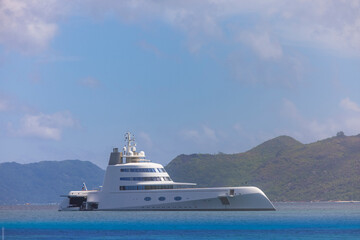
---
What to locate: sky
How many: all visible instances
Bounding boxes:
[1,0,360,168]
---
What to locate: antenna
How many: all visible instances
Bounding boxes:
[124,132,137,156]
[82,182,87,191]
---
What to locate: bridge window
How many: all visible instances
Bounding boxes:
[119,185,174,191]
[120,177,170,181]
[120,168,157,172]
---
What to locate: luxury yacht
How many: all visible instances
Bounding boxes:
[59,133,275,211]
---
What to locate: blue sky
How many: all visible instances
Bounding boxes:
[1,0,360,168]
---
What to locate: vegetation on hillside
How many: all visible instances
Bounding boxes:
[0,160,105,204]
[166,134,360,201]
[2,133,359,204]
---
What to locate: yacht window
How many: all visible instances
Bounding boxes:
[119,185,174,191]
[144,197,151,201]
[120,177,166,181]
[158,197,166,201]
[120,168,158,172]
[174,196,182,201]
[120,177,131,181]
[156,168,166,173]
[119,185,174,190]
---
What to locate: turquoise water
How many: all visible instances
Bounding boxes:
[1,202,360,239]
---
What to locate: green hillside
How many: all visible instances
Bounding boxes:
[166,134,360,201]
[0,160,105,204]
[2,134,359,204]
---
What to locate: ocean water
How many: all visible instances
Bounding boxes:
[1,202,360,239]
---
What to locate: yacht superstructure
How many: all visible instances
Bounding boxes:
[59,133,275,211]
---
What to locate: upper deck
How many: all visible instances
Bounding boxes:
[108,132,151,165]
[102,133,196,192]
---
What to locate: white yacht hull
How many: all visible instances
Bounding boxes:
[59,186,275,211]
[59,133,275,212]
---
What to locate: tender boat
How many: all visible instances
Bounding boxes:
[59,132,275,211]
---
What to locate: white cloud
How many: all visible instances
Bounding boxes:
[3,0,360,57]
[239,31,283,60]
[0,98,9,111]
[138,40,164,58]
[181,125,218,144]
[15,111,75,140]
[281,98,336,140]
[343,116,360,133]
[277,0,360,56]
[282,99,301,120]
[79,0,360,56]
[79,77,101,88]
[281,98,360,141]
[339,98,360,133]
[233,123,242,133]
[0,0,66,52]
[138,131,153,148]
[202,125,217,142]
[340,98,360,113]
[228,52,304,87]
[181,129,200,140]
[75,0,354,87]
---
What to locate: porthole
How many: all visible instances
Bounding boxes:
[144,197,151,201]
[174,196,182,201]
[158,197,166,201]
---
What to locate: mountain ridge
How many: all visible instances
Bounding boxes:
[1,133,360,204]
[166,134,360,201]
[0,160,105,205]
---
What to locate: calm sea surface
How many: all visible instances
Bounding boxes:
[0,202,360,239]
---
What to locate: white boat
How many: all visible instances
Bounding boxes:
[59,132,275,211]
